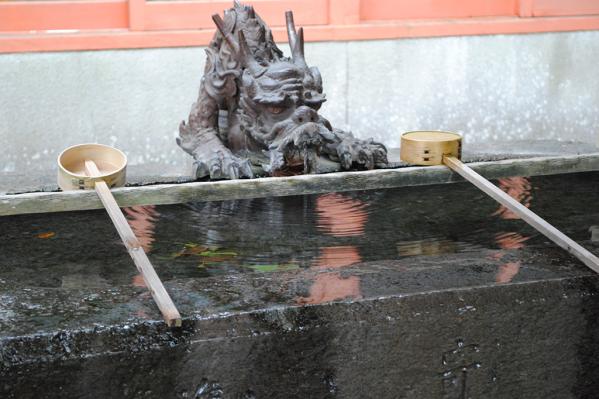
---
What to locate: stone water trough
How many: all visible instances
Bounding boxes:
[2,147,599,398]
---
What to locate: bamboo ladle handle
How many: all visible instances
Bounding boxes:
[85,160,182,327]
[443,155,599,273]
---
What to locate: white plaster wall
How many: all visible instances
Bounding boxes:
[344,32,599,148]
[0,31,598,192]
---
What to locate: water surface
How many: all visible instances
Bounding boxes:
[1,172,598,335]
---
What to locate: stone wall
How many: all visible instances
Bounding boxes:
[1,30,598,192]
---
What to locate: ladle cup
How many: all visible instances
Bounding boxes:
[400,131,599,273]
[57,144,181,327]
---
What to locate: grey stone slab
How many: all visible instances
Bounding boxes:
[2,274,599,398]
[2,140,598,196]
[3,153,599,216]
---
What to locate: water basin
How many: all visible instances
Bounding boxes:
[1,172,598,337]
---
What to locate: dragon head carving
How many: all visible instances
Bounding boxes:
[178,1,387,179]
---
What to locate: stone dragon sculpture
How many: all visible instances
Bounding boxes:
[177,1,388,179]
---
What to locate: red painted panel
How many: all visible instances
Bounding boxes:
[1,0,598,53]
[533,0,599,16]
[360,0,518,21]
[143,0,328,30]
[3,15,599,54]
[0,1,128,31]
[329,0,360,25]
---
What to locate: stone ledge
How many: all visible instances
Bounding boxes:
[2,153,599,217]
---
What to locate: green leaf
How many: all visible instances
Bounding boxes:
[245,263,299,273]
[199,250,238,257]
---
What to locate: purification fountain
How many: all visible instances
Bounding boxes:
[2,2,599,398]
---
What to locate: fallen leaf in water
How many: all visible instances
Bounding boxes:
[131,274,146,288]
[37,232,55,239]
[172,245,209,258]
[245,263,299,273]
[172,244,239,260]
[183,243,219,250]
[199,250,238,257]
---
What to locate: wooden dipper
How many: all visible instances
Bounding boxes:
[400,131,599,273]
[57,144,182,327]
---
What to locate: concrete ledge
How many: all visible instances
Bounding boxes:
[2,274,599,398]
[1,153,599,217]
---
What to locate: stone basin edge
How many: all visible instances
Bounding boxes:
[1,153,599,217]
[2,273,598,369]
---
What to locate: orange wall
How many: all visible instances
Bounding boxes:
[360,0,518,20]
[1,0,598,53]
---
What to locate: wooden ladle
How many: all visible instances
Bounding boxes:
[57,144,182,327]
[400,131,599,273]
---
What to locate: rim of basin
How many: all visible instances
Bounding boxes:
[57,143,127,179]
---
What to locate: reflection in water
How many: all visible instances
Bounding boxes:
[124,205,159,288]
[313,246,362,268]
[492,177,532,219]
[496,262,521,284]
[316,193,368,237]
[131,274,146,288]
[493,232,530,283]
[4,171,599,335]
[134,309,151,320]
[296,273,362,305]
[2,170,599,330]
[159,181,550,282]
[494,232,530,250]
[298,193,368,304]
[397,239,458,257]
[491,177,532,283]
[124,205,159,252]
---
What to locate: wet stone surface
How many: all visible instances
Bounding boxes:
[2,171,599,335]
[1,171,599,398]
